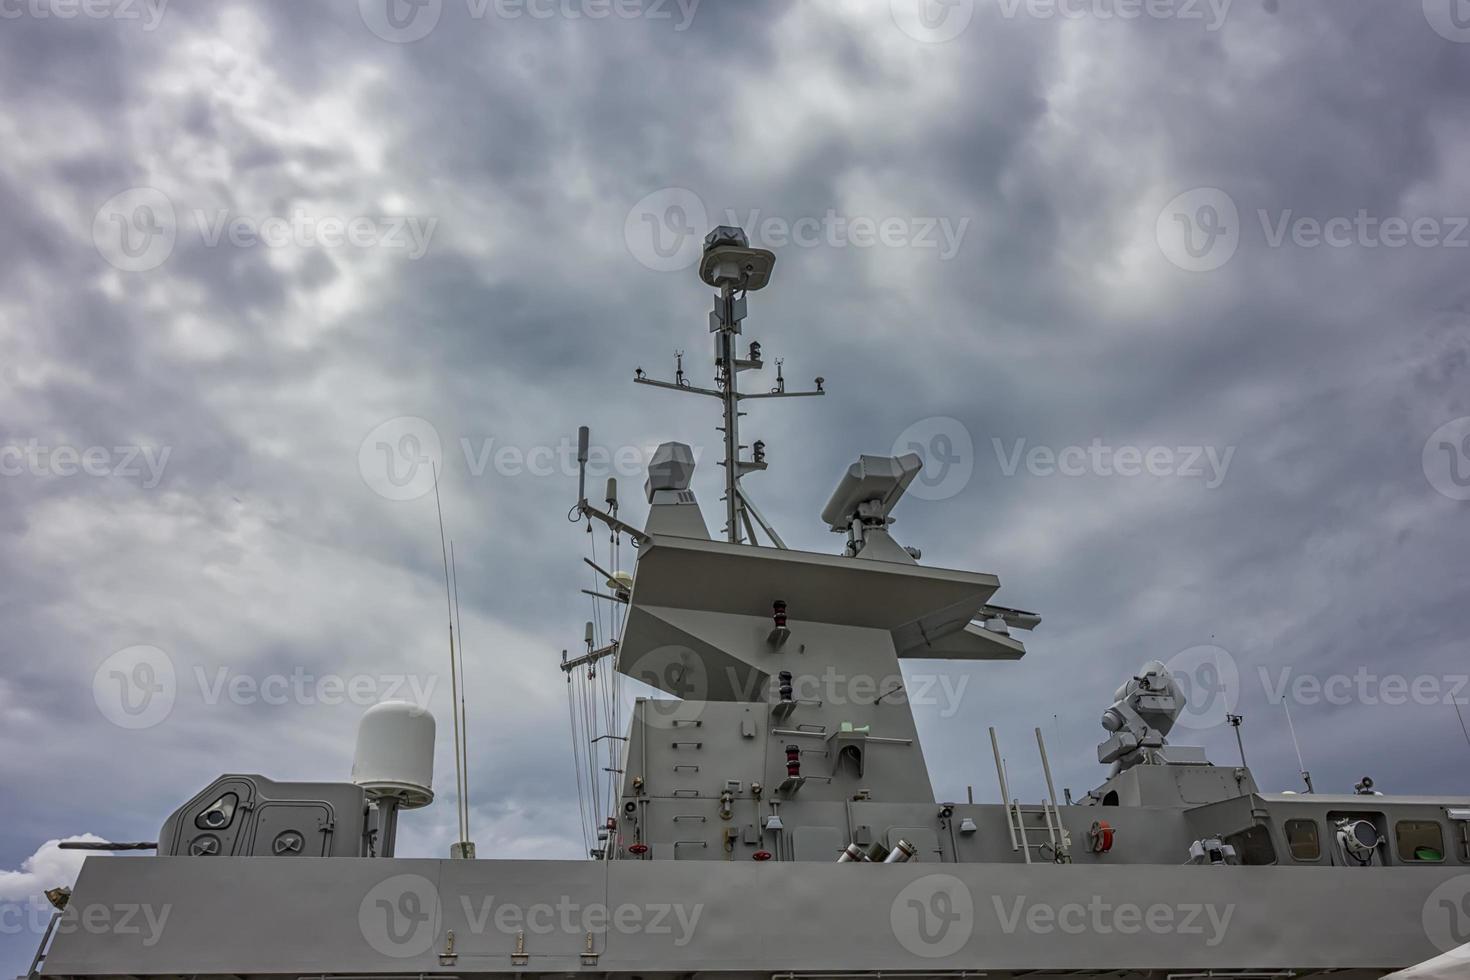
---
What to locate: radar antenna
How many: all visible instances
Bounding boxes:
[630,226,826,547]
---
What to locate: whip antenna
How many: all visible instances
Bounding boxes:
[1454,700,1470,752]
[434,465,474,857]
[450,540,471,845]
[1280,696,1314,794]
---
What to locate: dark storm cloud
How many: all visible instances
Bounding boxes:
[3,0,1470,972]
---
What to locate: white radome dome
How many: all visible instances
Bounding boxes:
[352,700,435,809]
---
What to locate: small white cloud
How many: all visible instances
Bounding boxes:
[0,835,107,904]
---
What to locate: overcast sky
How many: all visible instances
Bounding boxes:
[3,0,1470,972]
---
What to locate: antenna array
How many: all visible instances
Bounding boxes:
[630,225,825,547]
[560,225,828,858]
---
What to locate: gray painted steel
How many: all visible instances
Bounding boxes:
[42,856,1470,976]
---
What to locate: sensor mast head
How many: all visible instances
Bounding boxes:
[700,225,776,291]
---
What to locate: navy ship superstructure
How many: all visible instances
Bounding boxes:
[29,228,1470,980]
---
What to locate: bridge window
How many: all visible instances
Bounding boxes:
[1395,820,1445,862]
[1285,819,1321,861]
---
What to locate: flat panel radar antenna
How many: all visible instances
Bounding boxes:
[821,453,923,560]
[624,226,827,548]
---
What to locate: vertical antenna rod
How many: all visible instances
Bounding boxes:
[1454,700,1470,752]
[1035,727,1069,861]
[989,727,1021,856]
[1035,727,1062,808]
[434,466,471,853]
[450,541,471,844]
[1227,713,1248,768]
[571,425,646,544]
[1280,696,1314,794]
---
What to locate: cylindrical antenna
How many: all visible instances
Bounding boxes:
[577,426,590,505]
[605,477,618,510]
[1280,697,1314,793]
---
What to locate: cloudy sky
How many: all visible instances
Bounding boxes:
[3,0,1470,971]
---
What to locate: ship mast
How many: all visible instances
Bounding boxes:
[561,227,826,855]
[631,225,825,546]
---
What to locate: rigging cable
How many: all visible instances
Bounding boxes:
[566,666,591,855]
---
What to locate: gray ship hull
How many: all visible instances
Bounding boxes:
[41,855,1467,978]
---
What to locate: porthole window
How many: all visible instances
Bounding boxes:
[1285,818,1320,861]
[195,791,239,830]
[1395,820,1445,862]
